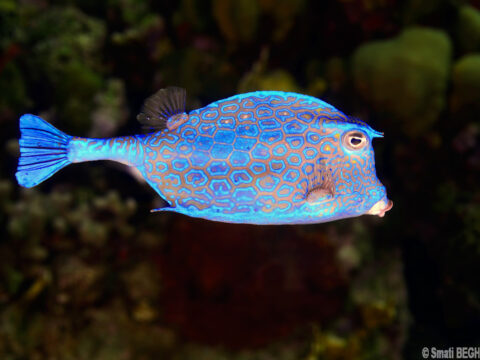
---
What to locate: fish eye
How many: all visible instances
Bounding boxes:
[342,130,368,151]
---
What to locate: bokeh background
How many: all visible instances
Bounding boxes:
[1,0,479,359]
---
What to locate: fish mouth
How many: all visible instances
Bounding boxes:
[366,198,393,218]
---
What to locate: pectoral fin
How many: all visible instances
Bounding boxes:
[306,186,335,204]
[305,166,336,204]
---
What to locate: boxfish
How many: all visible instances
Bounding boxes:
[16,87,393,224]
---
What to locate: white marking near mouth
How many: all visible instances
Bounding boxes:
[366,198,393,217]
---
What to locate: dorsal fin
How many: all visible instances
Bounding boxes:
[137,87,187,132]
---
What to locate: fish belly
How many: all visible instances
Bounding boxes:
[140,91,347,224]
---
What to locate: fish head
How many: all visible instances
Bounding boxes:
[320,117,393,219]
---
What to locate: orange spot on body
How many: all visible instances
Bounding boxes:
[290,155,300,163]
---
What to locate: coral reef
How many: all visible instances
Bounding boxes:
[352,27,451,137]
[451,54,480,116]
[458,5,480,52]
[1,0,479,359]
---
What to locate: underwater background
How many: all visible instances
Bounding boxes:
[1,0,479,358]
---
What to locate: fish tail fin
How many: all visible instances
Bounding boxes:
[16,114,72,188]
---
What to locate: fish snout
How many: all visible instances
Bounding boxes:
[366,198,393,218]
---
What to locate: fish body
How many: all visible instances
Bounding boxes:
[17,89,392,225]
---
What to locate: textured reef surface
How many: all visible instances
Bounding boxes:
[1,0,479,359]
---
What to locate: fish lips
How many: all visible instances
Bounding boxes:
[366,197,393,218]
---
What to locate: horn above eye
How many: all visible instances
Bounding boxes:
[342,130,368,151]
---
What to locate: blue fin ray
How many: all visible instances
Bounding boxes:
[16,114,72,188]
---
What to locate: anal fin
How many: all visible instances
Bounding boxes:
[150,207,175,213]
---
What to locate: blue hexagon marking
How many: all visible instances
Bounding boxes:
[236,124,259,137]
[199,123,216,136]
[260,130,283,145]
[201,109,219,121]
[251,161,267,175]
[207,161,230,176]
[195,136,213,151]
[252,143,270,160]
[298,111,315,123]
[285,120,308,134]
[214,130,236,144]
[145,161,153,173]
[164,173,181,187]
[306,131,321,144]
[148,136,162,147]
[286,135,304,149]
[287,153,302,165]
[211,144,233,159]
[234,137,256,151]
[283,168,300,183]
[181,127,197,140]
[255,106,273,118]
[256,175,280,191]
[230,151,250,167]
[277,184,294,197]
[172,158,189,172]
[221,103,239,113]
[189,115,200,126]
[241,100,257,109]
[155,162,167,173]
[259,118,280,130]
[176,141,193,155]
[231,170,253,185]
[162,134,179,144]
[215,198,234,209]
[302,163,315,176]
[233,187,257,202]
[278,200,292,211]
[217,116,236,129]
[273,144,288,156]
[178,187,192,195]
[238,111,254,121]
[190,150,210,167]
[209,179,231,197]
[303,146,318,160]
[195,187,213,202]
[320,140,336,155]
[275,108,294,118]
[269,159,285,173]
[256,195,276,209]
[185,169,208,186]
[160,145,176,159]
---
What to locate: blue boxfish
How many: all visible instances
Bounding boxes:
[16,87,393,224]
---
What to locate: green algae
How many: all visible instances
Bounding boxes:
[458,5,480,53]
[0,0,479,359]
[353,27,451,137]
[451,54,480,115]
